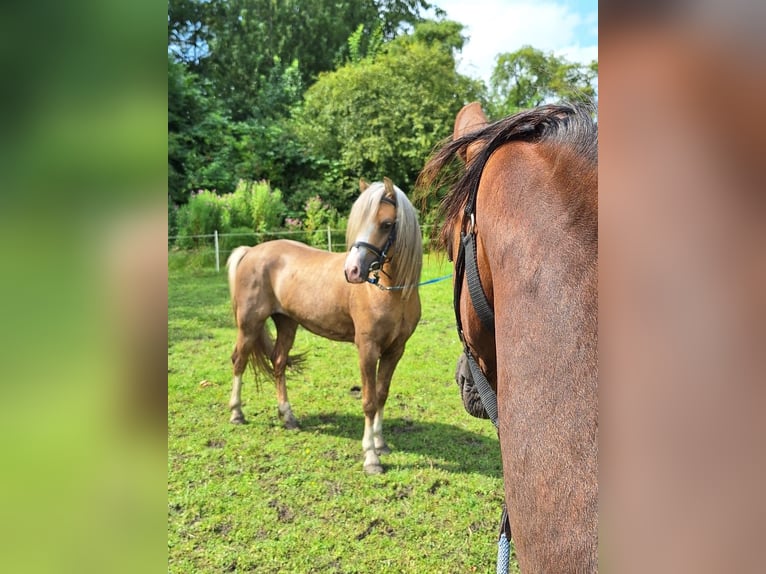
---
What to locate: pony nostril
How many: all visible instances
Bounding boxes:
[345,264,360,282]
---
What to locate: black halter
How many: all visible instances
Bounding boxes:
[351,195,397,286]
[452,180,513,558]
[452,184,498,427]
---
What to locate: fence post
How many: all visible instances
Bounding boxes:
[214,230,220,272]
[327,225,332,252]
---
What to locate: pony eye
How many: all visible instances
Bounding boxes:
[381,221,394,230]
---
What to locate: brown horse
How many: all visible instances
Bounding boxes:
[417,103,598,572]
[226,178,422,474]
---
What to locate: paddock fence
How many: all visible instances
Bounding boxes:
[168,225,439,271]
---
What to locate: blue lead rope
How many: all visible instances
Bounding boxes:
[370,273,453,291]
[497,532,510,574]
[417,273,453,286]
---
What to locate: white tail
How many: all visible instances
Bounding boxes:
[226,246,250,301]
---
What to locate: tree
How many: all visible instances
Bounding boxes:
[169,0,439,122]
[169,52,320,205]
[168,55,234,203]
[291,20,483,213]
[488,46,597,118]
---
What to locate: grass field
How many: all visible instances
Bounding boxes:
[168,250,517,573]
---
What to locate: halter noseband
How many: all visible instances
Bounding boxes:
[351,195,397,286]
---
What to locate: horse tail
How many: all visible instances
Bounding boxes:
[251,326,276,380]
[249,324,307,379]
[227,246,250,306]
[227,246,269,378]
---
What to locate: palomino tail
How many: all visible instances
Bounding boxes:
[226,245,305,381]
[227,245,269,378]
[227,246,250,302]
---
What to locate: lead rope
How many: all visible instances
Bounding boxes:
[497,506,512,574]
[369,272,453,291]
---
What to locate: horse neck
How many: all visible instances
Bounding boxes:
[482,142,598,351]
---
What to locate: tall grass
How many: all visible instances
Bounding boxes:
[168,251,517,573]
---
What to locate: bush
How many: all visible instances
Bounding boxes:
[169,195,179,246]
[221,180,254,229]
[303,195,341,248]
[250,181,286,233]
[175,190,226,248]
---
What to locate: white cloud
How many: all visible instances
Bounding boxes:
[433,0,598,84]
[556,44,598,66]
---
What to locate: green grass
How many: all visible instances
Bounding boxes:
[168,251,517,573]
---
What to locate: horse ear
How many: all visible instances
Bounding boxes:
[359,178,370,193]
[383,177,396,196]
[454,102,488,163]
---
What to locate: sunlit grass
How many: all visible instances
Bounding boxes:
[168,251,517,573]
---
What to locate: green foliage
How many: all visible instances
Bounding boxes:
[174,0,437,122]
[169,52,316,204]
[168,54,245,202]
[218,180,252,229]
[249,181,286,233]
[488,45,597,118]
[293,20,483,202]
[303,195,342,248]
[174,180,287,248]
[168,0,597,234]
[348,23,384,63]
[169,195,179,245]
[401,18,466,57]
[175,190,226,248]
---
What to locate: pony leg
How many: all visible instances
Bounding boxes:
[373,345,405,455]
[229,328,254,424]
[229,373,245,424]
[271,314,299,430]
[358,342,383,474]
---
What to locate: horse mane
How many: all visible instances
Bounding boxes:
[346,181,423,299]
[416,102,597,252]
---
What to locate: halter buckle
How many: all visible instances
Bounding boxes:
[465,213,476,235]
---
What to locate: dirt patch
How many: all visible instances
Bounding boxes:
[212,522,232,535]
[356,518,395,540]
[389,484,413,501]
[428,479,449,495]
[268,499,295,523]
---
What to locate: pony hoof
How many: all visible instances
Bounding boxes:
[230,414,246,425]
[376,445,391,456]
[364,463,384,475]
[283,418,299,430]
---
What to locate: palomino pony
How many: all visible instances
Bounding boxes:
[417,103,598,572]
[226,178,422,475]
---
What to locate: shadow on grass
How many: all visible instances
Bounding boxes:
[299,412,503,478]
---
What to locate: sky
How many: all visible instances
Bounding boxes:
[430,0,598,85]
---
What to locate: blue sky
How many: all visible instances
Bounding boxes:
[431,0,598,84]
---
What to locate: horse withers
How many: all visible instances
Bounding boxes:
[226,178,422,475]
[418,103,598,572]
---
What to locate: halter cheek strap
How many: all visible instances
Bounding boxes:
[453,201,497,428]
[453,184,510,558]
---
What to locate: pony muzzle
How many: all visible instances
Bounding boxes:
[344,243,387,284]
